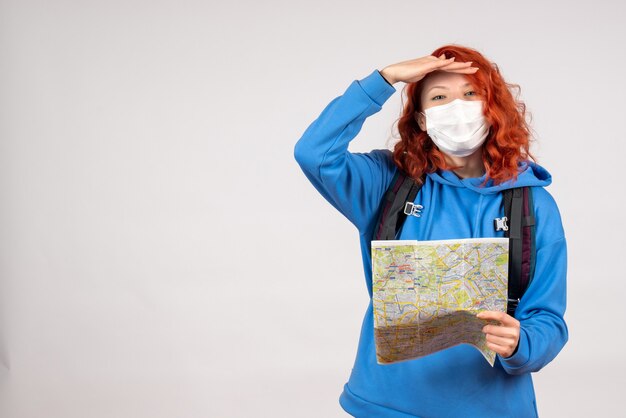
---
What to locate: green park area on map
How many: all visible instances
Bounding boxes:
[371,238,509,366]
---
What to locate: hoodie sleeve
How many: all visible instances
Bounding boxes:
[499,187,569,375]
[293,69,398,232]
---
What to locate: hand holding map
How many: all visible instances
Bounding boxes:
[371,238,509,366]
[477,310,521,358]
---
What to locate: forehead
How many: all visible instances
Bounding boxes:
[421,71,472,91]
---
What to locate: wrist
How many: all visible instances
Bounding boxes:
[378,69,395,86]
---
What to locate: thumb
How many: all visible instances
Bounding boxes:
[477,310,517,326]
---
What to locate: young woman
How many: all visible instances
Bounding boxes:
[293,45,567,417]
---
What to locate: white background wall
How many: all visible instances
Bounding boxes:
[0,0,624,417]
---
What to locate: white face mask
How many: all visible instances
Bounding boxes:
[422,99,490,157]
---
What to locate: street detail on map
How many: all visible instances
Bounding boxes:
[371,238,509,366]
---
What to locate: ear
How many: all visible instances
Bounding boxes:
[414,111,426,131]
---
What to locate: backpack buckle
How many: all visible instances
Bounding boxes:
[507,298,520,314]
[403,202,423,218]
[494,216,509,231]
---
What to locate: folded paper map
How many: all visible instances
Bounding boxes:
[371,238,509,366]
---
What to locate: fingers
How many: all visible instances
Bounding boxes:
[485,333,518,358]
[476,311,518,327]
[485,333,513,346]
[425,56,478,76]
[440,60,471,69]
[422,56,457,71]
[441,61,479,74]
[485,340,516,358]
[447,67,480,74]
[482,324,518,339]
[384,54,478,85]
[478,310,520,358]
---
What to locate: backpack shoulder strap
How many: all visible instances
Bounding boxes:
[503,186,536,316]
[373,169,423,241]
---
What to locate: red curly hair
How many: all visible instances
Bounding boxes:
[392,44,534,185]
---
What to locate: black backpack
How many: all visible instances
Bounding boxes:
[373,169,536,316]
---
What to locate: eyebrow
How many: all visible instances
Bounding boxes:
[427,83,472,93]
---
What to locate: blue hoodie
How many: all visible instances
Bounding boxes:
[294,69,568,418]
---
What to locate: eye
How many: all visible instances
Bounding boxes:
[431,95,445,101]
[465,90,476,97]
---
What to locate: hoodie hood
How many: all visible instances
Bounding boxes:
[426,160,552,195]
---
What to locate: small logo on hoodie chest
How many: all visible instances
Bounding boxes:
[404,202,424,218]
